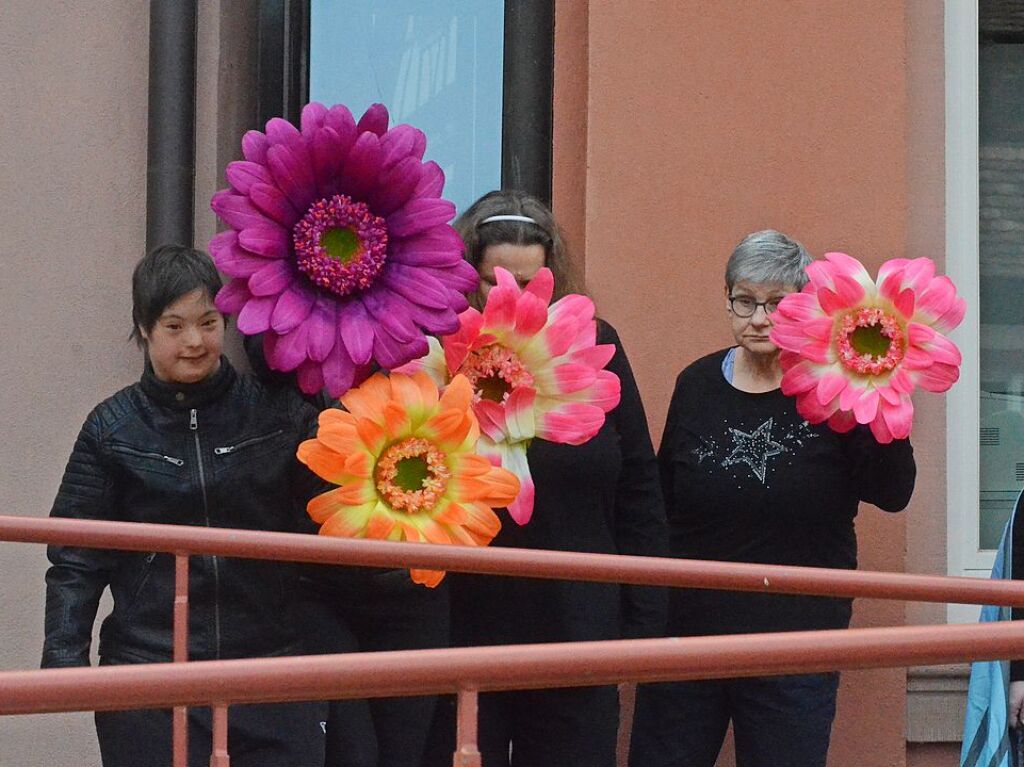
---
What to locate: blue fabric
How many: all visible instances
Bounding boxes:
[721,347,737,384]
[961,492,1022,767]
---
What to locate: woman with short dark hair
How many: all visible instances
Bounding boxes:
[42,244,328,766]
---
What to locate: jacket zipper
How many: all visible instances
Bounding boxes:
[110,444,184,467]
[126,552,158,607]
[191,408,221,659]
[213,429,284,455]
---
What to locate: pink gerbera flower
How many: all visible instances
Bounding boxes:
[398,267,620,524]
[210,102,478,396]
[771,252,965,443]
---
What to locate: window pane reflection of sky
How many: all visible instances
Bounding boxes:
[310,0,504,214]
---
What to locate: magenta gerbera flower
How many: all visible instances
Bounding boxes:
[771,253,965,443]
[210,102,479,396]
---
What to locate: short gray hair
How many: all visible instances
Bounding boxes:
[725,229,813,290]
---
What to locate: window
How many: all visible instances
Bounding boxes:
[978,5,1024,550]
[309,1,505,213]
[256,0,555,214]
[946,0,1024,618]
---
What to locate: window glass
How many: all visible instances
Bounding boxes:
[309,0,504,214]
[978,9,1024,548]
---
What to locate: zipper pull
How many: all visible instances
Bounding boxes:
[213,446,235,456]
[190,408,198,431]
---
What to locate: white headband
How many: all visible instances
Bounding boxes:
[479,214,537,225]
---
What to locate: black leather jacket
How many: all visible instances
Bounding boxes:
[42,358,323,667]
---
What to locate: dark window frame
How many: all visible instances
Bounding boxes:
[256,0,554,205]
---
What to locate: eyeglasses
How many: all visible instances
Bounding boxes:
[728,295,782,318]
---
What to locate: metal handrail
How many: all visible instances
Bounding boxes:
[5,512,1021,767]
[3,514,1023,605]
[4,621,1024,716]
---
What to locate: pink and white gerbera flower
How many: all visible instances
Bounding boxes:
[771,252,965,443]
[397,267,621,524]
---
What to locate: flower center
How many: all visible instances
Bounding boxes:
[375,437,450,514]
[293,194,388,297]
[459,345,535,403]
[836,307,906,376]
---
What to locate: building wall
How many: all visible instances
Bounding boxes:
[1,0,958,765]
[554,1,949,765]
[0,2,149,765]
[0,2,260,764]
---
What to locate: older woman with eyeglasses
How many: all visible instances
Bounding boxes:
[628,230,917,767]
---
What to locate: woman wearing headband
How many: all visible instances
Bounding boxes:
[424,190,668,767]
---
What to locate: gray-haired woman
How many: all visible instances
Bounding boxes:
[628,230,917,767]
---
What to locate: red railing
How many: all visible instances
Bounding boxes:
[3,513,1023,766]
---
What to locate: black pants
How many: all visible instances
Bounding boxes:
[424,685,619,767]
[313,569,450,767]
[629,673,840,767]
[95,700,327,767]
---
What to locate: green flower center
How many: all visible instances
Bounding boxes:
[849,324,892,359]
[321,227,362,264]
[836,307,906,377]
[394,456,430,492]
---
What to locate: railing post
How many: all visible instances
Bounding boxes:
[453,687,481,767]
[210,703,230,766]
[173,553,190,767]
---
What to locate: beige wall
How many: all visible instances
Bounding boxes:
[1,2,149,765]
[0,2,260,764]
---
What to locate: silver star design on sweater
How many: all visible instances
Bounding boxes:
[721,417,785,483]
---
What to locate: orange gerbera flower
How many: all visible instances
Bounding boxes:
[297,371,520,586]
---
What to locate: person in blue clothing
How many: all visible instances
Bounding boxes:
[961,490,1024,767]
[42,244,328,766]
[629,229,917,767]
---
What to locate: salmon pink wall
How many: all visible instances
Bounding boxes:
[554,1,949,765]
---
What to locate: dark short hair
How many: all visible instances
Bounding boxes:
[130,244,223,345]
[454,190,584,307]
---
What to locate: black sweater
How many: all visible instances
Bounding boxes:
[449,322,668,646]
[660,349,916,637]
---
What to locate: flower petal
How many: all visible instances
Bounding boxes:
[211,191,273,230]
[321,337,357,398]
[249,182,299,227]
[211,232,268,277]
[236,295,277,334]
[267,143,317,213]
[270,281,316,334]
[306,294,337,362]
[248,259,294,297]
[387,198,457,237]
[356,103,390,136]
[215,280,252,314]
[338,131,382,202]
[242,130,269,164]
[239,224,290,259]
[225,161,273,194]
[300,101,329,134]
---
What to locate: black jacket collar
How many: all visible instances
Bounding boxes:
[139,356,236,410]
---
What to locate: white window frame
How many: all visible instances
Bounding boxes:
[945,0,991,622]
